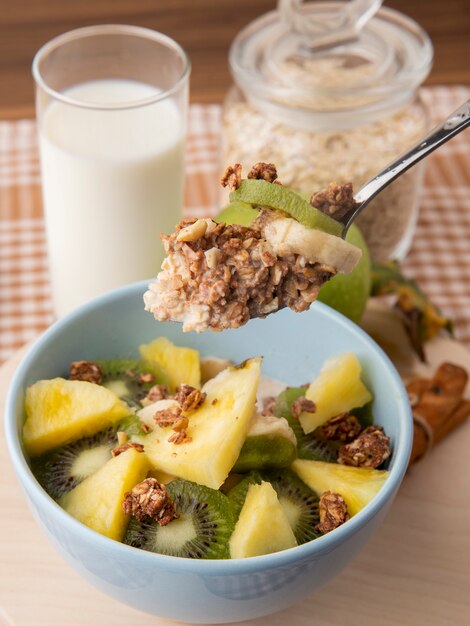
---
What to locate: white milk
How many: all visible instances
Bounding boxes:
[39,79,185,317]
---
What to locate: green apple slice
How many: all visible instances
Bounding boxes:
[215,201,259,226]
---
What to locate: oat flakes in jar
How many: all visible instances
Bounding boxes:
[222,0,433,260]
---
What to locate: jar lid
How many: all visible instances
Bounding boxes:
[229,1,433,130]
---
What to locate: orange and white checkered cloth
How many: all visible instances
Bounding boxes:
[1,86,469,364]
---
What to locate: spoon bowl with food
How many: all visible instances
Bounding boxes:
[145,100,469,332]
[144,163,362,332]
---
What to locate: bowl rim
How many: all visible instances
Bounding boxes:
[4,279,412,572]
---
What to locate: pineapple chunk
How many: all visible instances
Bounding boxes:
[229,482,297,558]
[60,448,149,541]
[137,399,180,430]
[299,353,372,434]
[139,336,200,390]
[147,468,177,484]
[134,357,261,489]
[292,459,388,516]
[23,378,130,457]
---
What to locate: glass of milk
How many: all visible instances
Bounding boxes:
[33,25,190,317]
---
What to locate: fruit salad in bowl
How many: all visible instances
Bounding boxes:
[24,341,391,559]
[5,280,412,623]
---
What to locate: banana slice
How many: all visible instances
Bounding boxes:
[247,411,297,446]
[261,214,361,275]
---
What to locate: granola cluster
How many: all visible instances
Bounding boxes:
[168,430,192,445]
[122,478,178,526]
[317,413,391,469]
[220,163,242,191]
[175,384,206,412]
[316,491,350,534]
[337,425,391,468]
[68,361,156,388]
[261,395,276,416]
[151,385,206,445]
[154,402,183,428]
[291,396,316,419]
[111,441,145,457]
[220,161,280,193]
[318,412,362,443]
[310,182,358,220]
[247,161,278,183]
[69,360,103,384]
[142,383,169,406]
[144,215,336,333]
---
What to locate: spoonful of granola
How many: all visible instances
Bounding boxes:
[144,162,361,332]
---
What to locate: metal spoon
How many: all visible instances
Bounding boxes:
[339,99,470,236]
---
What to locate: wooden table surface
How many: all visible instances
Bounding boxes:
[0,0,469,119]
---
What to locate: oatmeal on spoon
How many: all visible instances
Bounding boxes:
[144,163,361,332]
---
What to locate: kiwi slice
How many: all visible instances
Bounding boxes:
[97,359,159,408]
[297,431,342,462]
[274,387,340,462]
[228,469,320,544]
[124,480,235,559]
[352,402,374,428]
[273,387,306,442]
[232,435,296,473]
[219,473,243,495]
[227,471,264,518]
[262,469,320,544]
[30,415,144,500]
[214,201,260,226]
[229,180,342,236]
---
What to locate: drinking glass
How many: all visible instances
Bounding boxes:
[33,25,190,317]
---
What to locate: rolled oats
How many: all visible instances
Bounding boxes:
[222,100,426,259]
[204,247,222,269]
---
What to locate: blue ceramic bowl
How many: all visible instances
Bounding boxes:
[5,280,412,623]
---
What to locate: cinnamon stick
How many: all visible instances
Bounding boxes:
[407,362,470,465]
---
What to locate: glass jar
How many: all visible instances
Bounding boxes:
[221,0,433,260]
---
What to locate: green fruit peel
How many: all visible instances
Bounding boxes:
[232,434,297,473]
[229,180,343,236]
[215,201,259,226]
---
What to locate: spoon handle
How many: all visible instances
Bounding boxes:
[340,99,470,234]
